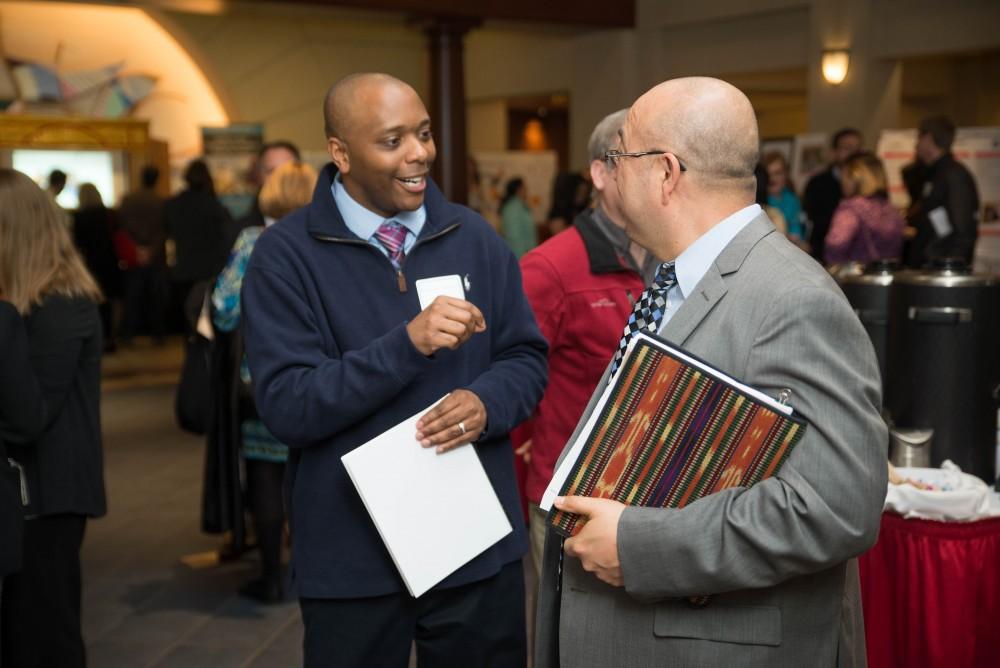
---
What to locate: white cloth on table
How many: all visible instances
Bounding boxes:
[885,460,1000,521]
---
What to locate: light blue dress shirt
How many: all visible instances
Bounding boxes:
[331,175,426,257]
[659,203,761,329]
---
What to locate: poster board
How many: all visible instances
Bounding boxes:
[201,123,263,220]
[760,137,794,165]
[790,133,829,194]
[471,150,557,232]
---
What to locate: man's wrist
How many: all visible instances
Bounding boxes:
[475,418,489,442]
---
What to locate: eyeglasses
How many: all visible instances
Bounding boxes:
[604,149,688,172]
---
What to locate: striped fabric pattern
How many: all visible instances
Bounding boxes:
[551,339,806,538]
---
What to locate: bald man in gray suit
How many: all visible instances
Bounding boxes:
[534,77,887,668]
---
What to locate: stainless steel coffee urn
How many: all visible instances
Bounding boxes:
[884,261,1000,481]
[836,260,896,392]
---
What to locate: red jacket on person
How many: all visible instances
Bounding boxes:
[516,208,647,504]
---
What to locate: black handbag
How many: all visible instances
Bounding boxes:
[175,332,212,435]
[0,454,26,576]
[175,282,214,435]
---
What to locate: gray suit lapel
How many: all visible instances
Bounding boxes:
[661,212,775,346]
[661,267,727,346]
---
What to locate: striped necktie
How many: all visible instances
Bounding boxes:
[374,220,408,269]
[609,261,677,378]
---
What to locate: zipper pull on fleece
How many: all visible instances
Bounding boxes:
[397,270,407,293]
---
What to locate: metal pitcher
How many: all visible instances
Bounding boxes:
[889,428,933,469]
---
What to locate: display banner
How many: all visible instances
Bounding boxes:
[471,150,557,233]
[201,123,263,220]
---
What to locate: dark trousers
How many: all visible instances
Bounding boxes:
[300,559,526,668]
[245,458,285,584]
[1,514,87,668]
[120,266,166,341]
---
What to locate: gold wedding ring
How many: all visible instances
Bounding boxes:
[458,421,467,435]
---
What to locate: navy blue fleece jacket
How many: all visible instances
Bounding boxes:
[241,164,548,598]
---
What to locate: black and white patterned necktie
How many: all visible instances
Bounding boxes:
[609,261,677,378]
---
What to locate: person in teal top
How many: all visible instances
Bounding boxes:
[764,152,807,246]
[500,177,538,257]
[211,160,317,603]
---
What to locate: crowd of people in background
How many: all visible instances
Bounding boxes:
[0,74,984,666]
[496,114,979,274]
[26,113,974,366]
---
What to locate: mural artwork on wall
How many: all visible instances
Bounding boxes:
[1,57,157,118]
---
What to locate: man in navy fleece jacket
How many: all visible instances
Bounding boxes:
[241,73,547,667]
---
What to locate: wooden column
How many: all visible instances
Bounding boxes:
[422,18,478,205]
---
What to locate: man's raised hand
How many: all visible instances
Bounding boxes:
[406,296,486,356]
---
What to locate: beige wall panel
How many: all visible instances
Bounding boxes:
[902,55,1000,128]
[467,100,508,153]
[872,0,1000,59]
[163,9,425,153]
[263,104,327,155]
[756,105,809,138]
[465,29,575,100]
[653,9,810,79]
[568,29,643,169]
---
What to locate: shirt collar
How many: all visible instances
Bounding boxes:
[590,206,661,281]
[591,206,630,257]
[673,204,761,299]
[331,174,426,241]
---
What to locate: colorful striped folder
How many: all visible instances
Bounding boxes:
[549,332,807,538]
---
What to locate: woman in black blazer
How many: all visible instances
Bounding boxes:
[0,301,47,588]
[0,169,107,668]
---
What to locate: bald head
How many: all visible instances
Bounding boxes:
[322,72,435,218]
[630,77,759,193]
[324,73,416,140]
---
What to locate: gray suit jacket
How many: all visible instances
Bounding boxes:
[534,213,887,668]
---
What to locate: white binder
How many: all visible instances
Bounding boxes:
[341,397,513,597]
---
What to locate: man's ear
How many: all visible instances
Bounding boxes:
[589,159,608,193]
[659,154,681,206]
[328,137,350,174]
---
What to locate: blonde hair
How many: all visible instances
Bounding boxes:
[259,161,318,220]
[843,152,888,198]
[0,168,103,314]
[77,183,104,210]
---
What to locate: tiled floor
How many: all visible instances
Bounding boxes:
[82,337,535,667]
[84,367,303,667]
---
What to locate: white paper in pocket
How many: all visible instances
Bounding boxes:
[415,274,466,310]
[928,206,953,238]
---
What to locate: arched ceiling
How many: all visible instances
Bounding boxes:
[0,1,230,160]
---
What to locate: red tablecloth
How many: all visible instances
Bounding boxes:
[859,512,1000,668]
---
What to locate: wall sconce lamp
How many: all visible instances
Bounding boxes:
[822,49,850,85]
